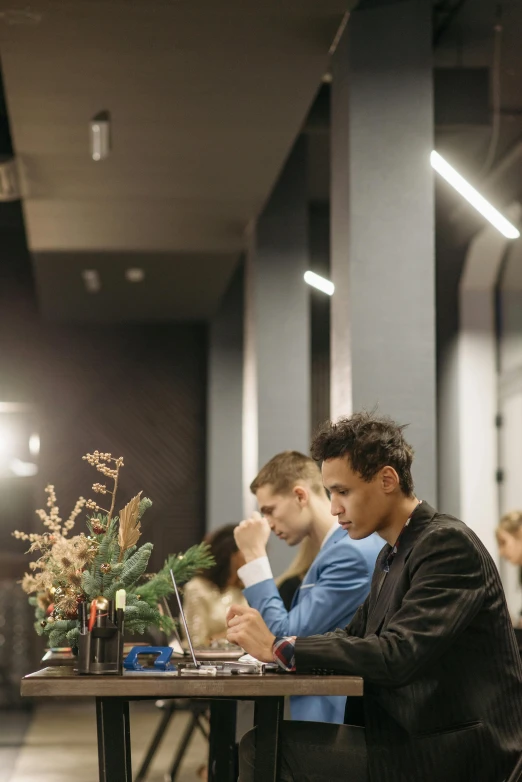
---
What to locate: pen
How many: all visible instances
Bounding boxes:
[79,601,88,634]
[88,598,97,633]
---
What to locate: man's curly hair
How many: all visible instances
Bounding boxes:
[311,411,415,497]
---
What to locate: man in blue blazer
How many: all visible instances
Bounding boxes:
[234,450,382,724]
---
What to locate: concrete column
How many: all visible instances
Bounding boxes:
[330,0,437,503]
[206,263,244,532]
[244,137,310,575]
[309,203,331,435]
[454,203,521,564]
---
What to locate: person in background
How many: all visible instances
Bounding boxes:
[497,510,522,567]
[497,510,522,630]
[276,536,320,611]
[234,450,382,724]
[183,524,247,647]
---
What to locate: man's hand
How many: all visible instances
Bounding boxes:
[226,604,276,662]
[234,512,271,563]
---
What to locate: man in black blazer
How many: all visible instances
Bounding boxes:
[227,411,522,782]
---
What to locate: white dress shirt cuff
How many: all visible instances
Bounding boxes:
[238,556,273,589]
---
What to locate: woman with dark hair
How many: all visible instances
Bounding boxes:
[183,524,247,647]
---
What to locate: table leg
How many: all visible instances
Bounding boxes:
[253,697,284,782]
[207,700,237,782]
[135,702,175,782]
[95,697,132,782]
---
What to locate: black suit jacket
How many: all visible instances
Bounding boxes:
[295,502,522,782]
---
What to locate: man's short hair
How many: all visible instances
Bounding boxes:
[250,451,324,496]
[311,411,415,497]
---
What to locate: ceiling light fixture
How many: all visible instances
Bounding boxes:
[90,111,111,162]
[0,429,13,457]
[304,271,335,296]
[10,458,38,478]
[82,269,101,293]
[430,151,520,239]
[125,268,145,283]
[29,433,40,456]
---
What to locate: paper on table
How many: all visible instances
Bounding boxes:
[238,653,262,664]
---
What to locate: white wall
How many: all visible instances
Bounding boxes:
[457,289,499,561]
[456,205,521,571]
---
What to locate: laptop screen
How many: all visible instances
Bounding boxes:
[169,569,199,667]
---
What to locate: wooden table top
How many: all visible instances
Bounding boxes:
[41,645,243,666]
[21,666,363,699]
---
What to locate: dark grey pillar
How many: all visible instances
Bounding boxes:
[206,263,244,532]
[244,137,310,575]
[331,1,437,503]
[309,203,331,435]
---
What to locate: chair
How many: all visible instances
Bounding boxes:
[134,698,209,782]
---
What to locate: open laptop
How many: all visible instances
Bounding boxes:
[169,569,262,674]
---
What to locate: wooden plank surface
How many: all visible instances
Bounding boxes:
[21,666,363,698]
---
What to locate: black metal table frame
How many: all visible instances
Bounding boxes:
[134,699,210,782]
[95,693,284,782]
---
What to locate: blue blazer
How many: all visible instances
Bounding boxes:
[243,527,383,724]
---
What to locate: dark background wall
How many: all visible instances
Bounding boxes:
[0,203,208,578]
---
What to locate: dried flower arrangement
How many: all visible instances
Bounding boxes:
[13,450,213,649]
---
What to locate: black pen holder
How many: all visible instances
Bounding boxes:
[77,600,124,675]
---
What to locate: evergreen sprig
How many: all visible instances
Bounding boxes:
[16,453,214,650]
[135,543,215,605]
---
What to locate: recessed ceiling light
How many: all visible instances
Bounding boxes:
[81,269,101,293]
[125,268,145,283]
[90,111,111,161]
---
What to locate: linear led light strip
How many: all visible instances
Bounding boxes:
[304,271,335,296]
[430,151,520,239]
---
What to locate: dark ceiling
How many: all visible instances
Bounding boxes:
[1,0,522,321]
[434,0,522,224]
[0,0,354,320]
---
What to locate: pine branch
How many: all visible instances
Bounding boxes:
[130,543,214,607]
[138,497,152,520]
[66,627,80,648]
[81,570,98,599]
[123,545,137,563]
[161,543,215,584]
[125,601,163,635]
[35,620,46,636]
[93,518,117,573]
[122,544,153,585]
[48,628,65,648]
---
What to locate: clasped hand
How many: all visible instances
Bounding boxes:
[233,512,271,562]
[226,604,275,663]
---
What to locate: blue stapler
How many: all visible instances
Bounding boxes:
[123,646,176,672]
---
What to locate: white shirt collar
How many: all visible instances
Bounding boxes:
[320,522,339,550]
